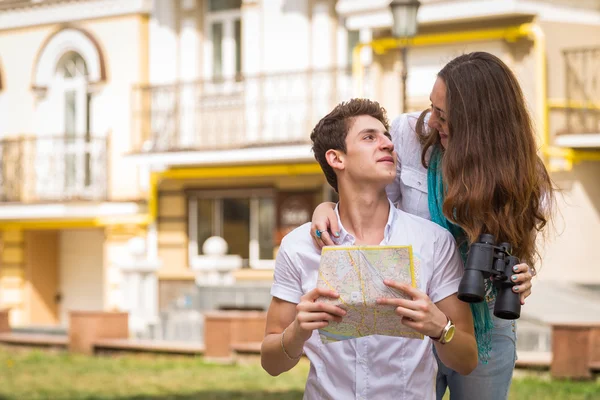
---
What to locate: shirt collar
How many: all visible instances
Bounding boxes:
[332,199,397,245]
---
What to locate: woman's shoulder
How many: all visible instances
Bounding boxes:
[390,112,422,142]
[390,112,426,166]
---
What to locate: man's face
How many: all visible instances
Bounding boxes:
[341,115,397,186]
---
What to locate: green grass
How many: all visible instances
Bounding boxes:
[0,347,598,399]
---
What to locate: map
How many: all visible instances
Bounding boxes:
[316,245,423,344]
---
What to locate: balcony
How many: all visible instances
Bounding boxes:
[554,47,600,148]
[0,136,108,203]
[131,68,361,153]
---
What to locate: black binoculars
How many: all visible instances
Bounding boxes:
[458,234,521,320]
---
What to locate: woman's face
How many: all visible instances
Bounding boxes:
[428,77,450,149]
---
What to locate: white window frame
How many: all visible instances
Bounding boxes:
[188,189,276,270]
[203,4,242,80]
[54,52,91,197]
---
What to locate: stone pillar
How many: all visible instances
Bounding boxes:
[551,323,600,380]
[0,309,10,333]
[203,310,267,359]
[69,311,129,355]
[116,237,161,338]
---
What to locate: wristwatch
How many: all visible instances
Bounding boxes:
[430,317,455,345]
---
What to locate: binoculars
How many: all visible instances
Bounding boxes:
[458,234,521,320]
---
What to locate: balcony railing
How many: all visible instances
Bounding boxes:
[0,136,108,203]
[563,47,600,135]
[132,68,368,153]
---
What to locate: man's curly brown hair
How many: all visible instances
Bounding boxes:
[310,99,389,192]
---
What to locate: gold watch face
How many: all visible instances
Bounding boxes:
[444,324,456,343]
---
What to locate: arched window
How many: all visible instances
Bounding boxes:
[32,27,105,136]
[55,51,89,136]
[55,51,91,191]
[32,28,106,200]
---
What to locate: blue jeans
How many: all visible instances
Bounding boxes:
[435,308,518,400]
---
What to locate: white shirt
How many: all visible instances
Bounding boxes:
[386,112,432,220]
[271,200,464,400]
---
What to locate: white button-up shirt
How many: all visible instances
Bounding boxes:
[386,112,432,220]
[271,200,463,400]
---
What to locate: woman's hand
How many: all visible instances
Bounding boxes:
[310,202,339,248]
[510,263,534,305]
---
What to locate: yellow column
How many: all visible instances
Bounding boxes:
[0,229,26,326]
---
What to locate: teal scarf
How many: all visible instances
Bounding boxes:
[427,145,494,364]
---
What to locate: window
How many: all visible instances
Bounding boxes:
[347,30,360,66]
[189,190,275,269]
[205,0,242,79]
[208,0,241,12]
[55,51,91,194]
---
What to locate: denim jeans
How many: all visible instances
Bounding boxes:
[434,307,518,400]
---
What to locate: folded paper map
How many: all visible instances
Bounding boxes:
[316,245,423,344]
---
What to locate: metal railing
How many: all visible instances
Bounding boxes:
[563,47,600,135]
[132,67,370,153]
[0,136,108,203]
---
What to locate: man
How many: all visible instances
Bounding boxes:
[260,99,477,399]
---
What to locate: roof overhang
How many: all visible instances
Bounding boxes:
[126,144,315,170]
[336,0,600,31]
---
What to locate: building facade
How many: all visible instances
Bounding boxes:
[0,0,598,346]
[0,0,151,327]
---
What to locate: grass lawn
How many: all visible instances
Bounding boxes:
[0,346,598,399]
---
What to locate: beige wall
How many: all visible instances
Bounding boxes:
[538,21,600,284]
[25,230,59,325]
[0,14,149,201]
[540,162,600,284]
[59,229,104,326]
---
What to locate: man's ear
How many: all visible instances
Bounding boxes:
[325,149,345,171]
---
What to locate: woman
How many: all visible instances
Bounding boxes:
[310,52,555,399]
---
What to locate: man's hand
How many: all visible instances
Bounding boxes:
[376,280,447,338]
[294,287,347,342]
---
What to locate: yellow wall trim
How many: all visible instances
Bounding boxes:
[353,23,538,97]
[147,163,322,224]
[368,24,535,55]
[548,99,600,111]
[0,214,149,230]
[161,163,321,180]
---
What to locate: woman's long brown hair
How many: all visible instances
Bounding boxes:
[417,52,555,269]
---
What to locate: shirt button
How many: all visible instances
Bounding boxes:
[417,181,421,186]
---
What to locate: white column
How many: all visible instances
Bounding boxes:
[149,0,179,84]
[360,28,374,98]
[243,0,262,144]
[311,0,333,69]
[311,0,337,126]
[179,0,201,148]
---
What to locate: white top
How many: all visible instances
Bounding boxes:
[271,200,463,400]
[386,112,432,220]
